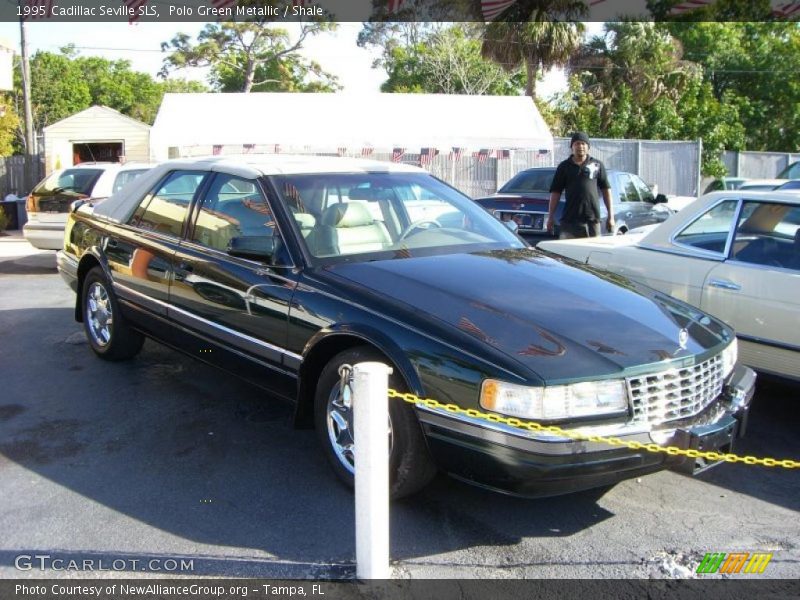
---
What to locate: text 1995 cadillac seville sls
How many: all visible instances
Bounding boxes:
[57,155,754,498]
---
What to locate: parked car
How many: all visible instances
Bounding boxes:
[57,155,753,498]
[777,161,800,179]
[538,190,800,383]
[737,179,788,192]
[703,177,748,194]
[776,180,800,191]
[23,162,153,250]
[474,167,673,243]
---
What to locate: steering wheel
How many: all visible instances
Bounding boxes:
[398,219,442,241]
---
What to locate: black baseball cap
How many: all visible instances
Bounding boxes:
[570,132,590,146]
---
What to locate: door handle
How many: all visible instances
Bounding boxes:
[625,212,633,219]
[174,262,194,282]
[708,279,741,291]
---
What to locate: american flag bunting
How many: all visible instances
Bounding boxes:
[212,145,223,156]
[392,147,405,162]
[481,0,516,22]
[419,147,439,166]
[124,0,148,23]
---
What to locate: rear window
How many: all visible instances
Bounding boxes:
[112,169,150,194]
[33,168,104,195]
[499,169,555,193]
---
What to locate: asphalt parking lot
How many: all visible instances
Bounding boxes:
[0,233,798,580]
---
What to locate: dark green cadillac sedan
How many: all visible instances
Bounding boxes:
[57,155,754,499]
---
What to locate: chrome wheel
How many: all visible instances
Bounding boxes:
[86,281,113,347]
[325,376,392,475]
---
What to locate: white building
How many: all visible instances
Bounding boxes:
[149,92,553,161]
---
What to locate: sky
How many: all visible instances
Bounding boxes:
[0,20,595,98]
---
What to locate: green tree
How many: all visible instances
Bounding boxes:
[74,56,165,124]
[664,22,800,152]
[481,1,586,98]
[553,22,745,176]
[0,95,20,156]
[27,51,91,130]
[160,21,340,93]
[379,24,524,95]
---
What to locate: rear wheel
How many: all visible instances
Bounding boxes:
[314,346,437,499]
[82,266,144,361]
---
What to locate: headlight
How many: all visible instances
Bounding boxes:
[721,338,738,378]
[480,378,629,421]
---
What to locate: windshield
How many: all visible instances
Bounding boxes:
[498,169,555,193]
[33,168,104,195]
[272,172,524,263]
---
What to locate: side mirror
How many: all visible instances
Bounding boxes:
[227,235,276,261]
[654,193,668,204]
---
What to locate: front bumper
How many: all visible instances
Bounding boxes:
[417,364,755,498]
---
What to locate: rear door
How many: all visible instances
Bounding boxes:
[105,170,208,320]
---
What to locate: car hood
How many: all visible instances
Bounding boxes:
[322,248,731,382]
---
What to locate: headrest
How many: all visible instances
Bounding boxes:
[322,202,374,228]
[294,212,316,229]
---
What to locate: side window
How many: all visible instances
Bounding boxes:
[617,174,639,202]
[631,174,654,203]
[731,202,800,269]
[129,170,206,237]
[191,174,276,252]
[674,199,738,254]
[704,180,723,194]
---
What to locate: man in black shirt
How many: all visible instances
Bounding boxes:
[546,132,614,238]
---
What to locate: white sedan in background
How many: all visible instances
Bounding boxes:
[538,191,800,382]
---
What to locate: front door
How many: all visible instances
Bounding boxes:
[168,172,298,398]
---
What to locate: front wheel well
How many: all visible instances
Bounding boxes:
[74,255,102,322]
[294,335,394,429]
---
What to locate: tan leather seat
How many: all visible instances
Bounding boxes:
[310,202,391,257]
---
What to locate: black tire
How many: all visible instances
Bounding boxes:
[314,346,437,499]
[81,266,144,361]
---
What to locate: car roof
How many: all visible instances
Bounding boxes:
[93,154,427,223]
[156,154,425,178]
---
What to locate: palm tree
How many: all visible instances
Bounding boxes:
[481,1,586,98]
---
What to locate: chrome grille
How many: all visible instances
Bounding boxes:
[626,355,724,426]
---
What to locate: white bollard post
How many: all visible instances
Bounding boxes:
[353,361,392,580]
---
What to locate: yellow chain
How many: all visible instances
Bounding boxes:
[387,389,800,469]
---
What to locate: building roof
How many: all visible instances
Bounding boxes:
[150,92,553,158]
[43,105,151,133]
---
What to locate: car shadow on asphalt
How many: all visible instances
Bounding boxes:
[0,306,796,577]
[695,376,799,513]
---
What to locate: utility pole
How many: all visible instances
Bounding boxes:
[19,11,36,193]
